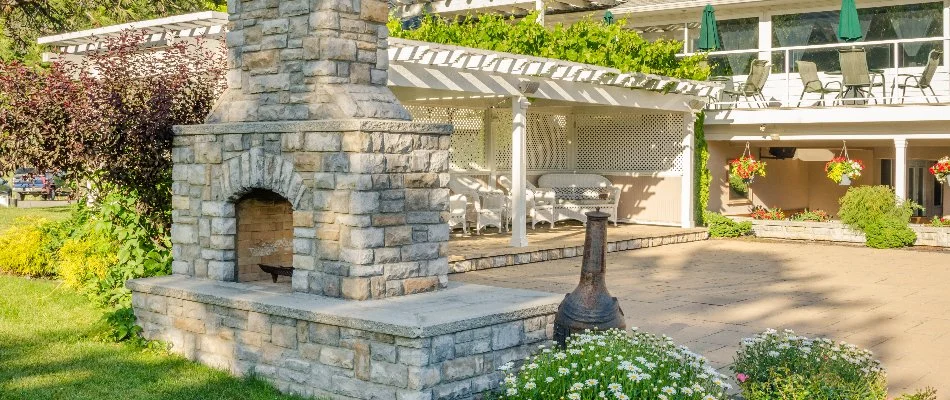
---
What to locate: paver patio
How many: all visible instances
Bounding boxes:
[452,238,950,396]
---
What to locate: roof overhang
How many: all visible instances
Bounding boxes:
[705,105,950,141]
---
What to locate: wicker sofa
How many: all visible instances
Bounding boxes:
[537,173,620,226]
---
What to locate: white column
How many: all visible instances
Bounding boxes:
[510,96,529,247]
[943,1,949,95]
[680,113,696,228]
[895,138,908,201]
[758,13,772,62]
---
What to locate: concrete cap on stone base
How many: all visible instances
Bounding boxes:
[128,275,561,337]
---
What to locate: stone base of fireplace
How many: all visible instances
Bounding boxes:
[129,275,559,400]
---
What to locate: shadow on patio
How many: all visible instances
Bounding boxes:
[451,238,950,395]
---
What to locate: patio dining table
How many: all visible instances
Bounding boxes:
[825,68,887,104]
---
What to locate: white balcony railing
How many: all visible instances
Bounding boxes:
[682,37,950,109]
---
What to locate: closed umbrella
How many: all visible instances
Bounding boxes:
[837,0,863,42]
[698,4,721,51]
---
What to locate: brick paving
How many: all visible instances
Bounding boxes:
[452,238,950,397]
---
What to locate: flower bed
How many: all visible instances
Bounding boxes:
[733,329,887,400]
[733,217,950,247]
[497,328,731,400]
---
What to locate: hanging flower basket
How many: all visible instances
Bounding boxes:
[930,157,950,185]
[729,144,766,185]
[825,157,864,185]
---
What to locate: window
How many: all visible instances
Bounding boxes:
[772,2,943,72]
[935,172,943,206]
[880,159,893,187]
[702,18,759,76]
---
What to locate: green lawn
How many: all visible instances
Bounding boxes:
[0,275,308,400]
[0,206,72,231]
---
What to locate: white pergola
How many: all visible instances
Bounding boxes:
[38,13,719,247]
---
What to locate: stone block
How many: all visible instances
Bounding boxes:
[310,323,341,346]
[341,277,371,300]
[371,361,409,388]
[320,347,355,369]
[430,334,455,363]
[491,321,524,350]
[272,324,298,349]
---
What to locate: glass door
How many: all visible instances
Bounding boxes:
[908,160,928,217]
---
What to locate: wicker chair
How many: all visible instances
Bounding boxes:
[722,59,771,108]
[894,49,942,103]
[838,47,886,103]
[497,175,555,229]
[796,61,841,107]
[447,194,469,234]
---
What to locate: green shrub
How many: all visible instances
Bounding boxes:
[898,387,938,400]
[496,328,730,399]
[705,212,752,238]
[733,329,887,400]
[864,218,917,249]
[0,218,56,276]
[838,186,920,248]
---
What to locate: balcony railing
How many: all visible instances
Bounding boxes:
[683,37,950,109]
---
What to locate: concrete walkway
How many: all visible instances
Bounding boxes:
[452,239,950,397]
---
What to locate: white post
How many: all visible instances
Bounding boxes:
[511,96,529,247]
[681,113,696,228]
[758,13,772,61]
[895,138,908,201]
[943,1,949,99]
[683,23,690,53]
[535,0,545,25]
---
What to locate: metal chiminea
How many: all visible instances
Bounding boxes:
[553,211,626,345]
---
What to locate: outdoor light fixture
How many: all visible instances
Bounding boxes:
[759,124,767,132]
[518,80,541,95]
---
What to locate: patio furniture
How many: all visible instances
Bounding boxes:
[448,194,469,234]
[721,59,771,108]
[837,47,886,104]
[448,175,501,229]
[497,175,556,229]
[474,192,507,234]
[795,61,841,107]
[536,173,620,226]
[894,49,942,103]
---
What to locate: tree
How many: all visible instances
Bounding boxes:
[0,30,226,230]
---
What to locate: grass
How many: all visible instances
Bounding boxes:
[0,275,308,400]
[0,206,71,232]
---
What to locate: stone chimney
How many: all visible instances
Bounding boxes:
[207,0,410,122]
[170,0,452,300]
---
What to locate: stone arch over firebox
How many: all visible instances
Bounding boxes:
[214,147,308,208]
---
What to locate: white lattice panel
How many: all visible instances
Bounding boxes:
[406,106,486,171]
[491,110,568,171]
[575,113,686,172]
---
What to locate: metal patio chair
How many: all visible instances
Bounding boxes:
[838,47,886,104]
[894,49,942,103]
[722,59,771,108]
[796,61,841,107]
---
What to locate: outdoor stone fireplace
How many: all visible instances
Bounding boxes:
[129,0,560,398]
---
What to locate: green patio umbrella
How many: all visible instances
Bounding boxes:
[697,4,721,51]
[837,0,863,42]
